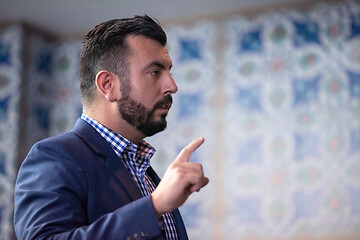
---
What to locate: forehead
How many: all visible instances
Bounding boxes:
[126,35,172,66]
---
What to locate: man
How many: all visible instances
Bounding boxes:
[14,15,209,240]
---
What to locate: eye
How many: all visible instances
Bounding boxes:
[150,70,159,76]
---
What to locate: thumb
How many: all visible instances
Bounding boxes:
[174,137,205,163]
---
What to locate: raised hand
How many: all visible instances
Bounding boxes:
[151,137,209,218]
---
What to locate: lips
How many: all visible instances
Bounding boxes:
[160,102,171,110]
[154,95,173,111]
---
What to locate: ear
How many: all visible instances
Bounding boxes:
[95,70,120,102]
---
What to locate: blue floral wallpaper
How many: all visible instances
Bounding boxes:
[222,2,360,238]
[0,25,22,239]
[0,1,359,239]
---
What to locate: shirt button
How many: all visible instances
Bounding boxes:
[140,230,149,237]
[133,233,141,240]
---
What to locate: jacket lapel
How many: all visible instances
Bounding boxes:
[72,118,143,200]
[103,152,143,200]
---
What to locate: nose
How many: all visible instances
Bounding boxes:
[164,73,178,95]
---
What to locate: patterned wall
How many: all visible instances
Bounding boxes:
[0,25,23,239]
[0,1,359,239]
[221,1,360,238]
[50,41,82,137]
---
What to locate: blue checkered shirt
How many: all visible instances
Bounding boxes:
[81,114,178,240]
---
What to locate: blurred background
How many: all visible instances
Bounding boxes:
[0,0,360,239]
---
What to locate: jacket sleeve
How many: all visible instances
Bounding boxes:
[14,139,164,240]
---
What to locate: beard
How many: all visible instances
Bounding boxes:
[117,94,173,137]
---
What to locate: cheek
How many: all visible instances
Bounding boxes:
[133,86,161,106]
[129,74,162,105]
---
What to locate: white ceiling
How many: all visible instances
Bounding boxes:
[0,0,327,38]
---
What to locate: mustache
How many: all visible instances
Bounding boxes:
[153,95,173,110]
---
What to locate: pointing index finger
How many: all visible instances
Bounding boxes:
[175,137,205,163]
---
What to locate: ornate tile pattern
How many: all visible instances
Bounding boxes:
[0,1,359,239]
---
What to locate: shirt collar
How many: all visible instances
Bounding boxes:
[81,114,156,159]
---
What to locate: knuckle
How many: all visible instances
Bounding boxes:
[194,163,204,173]
[174,166,185,176]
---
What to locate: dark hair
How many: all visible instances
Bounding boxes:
[79,15,167,105]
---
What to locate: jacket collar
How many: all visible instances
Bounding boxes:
[72,118,112,157]
[71,118,143,200]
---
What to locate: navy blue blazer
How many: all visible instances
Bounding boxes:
[14,118,188,240]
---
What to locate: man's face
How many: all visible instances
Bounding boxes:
[117,35,178,137]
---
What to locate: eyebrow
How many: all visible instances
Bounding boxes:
[144,61,173,71]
